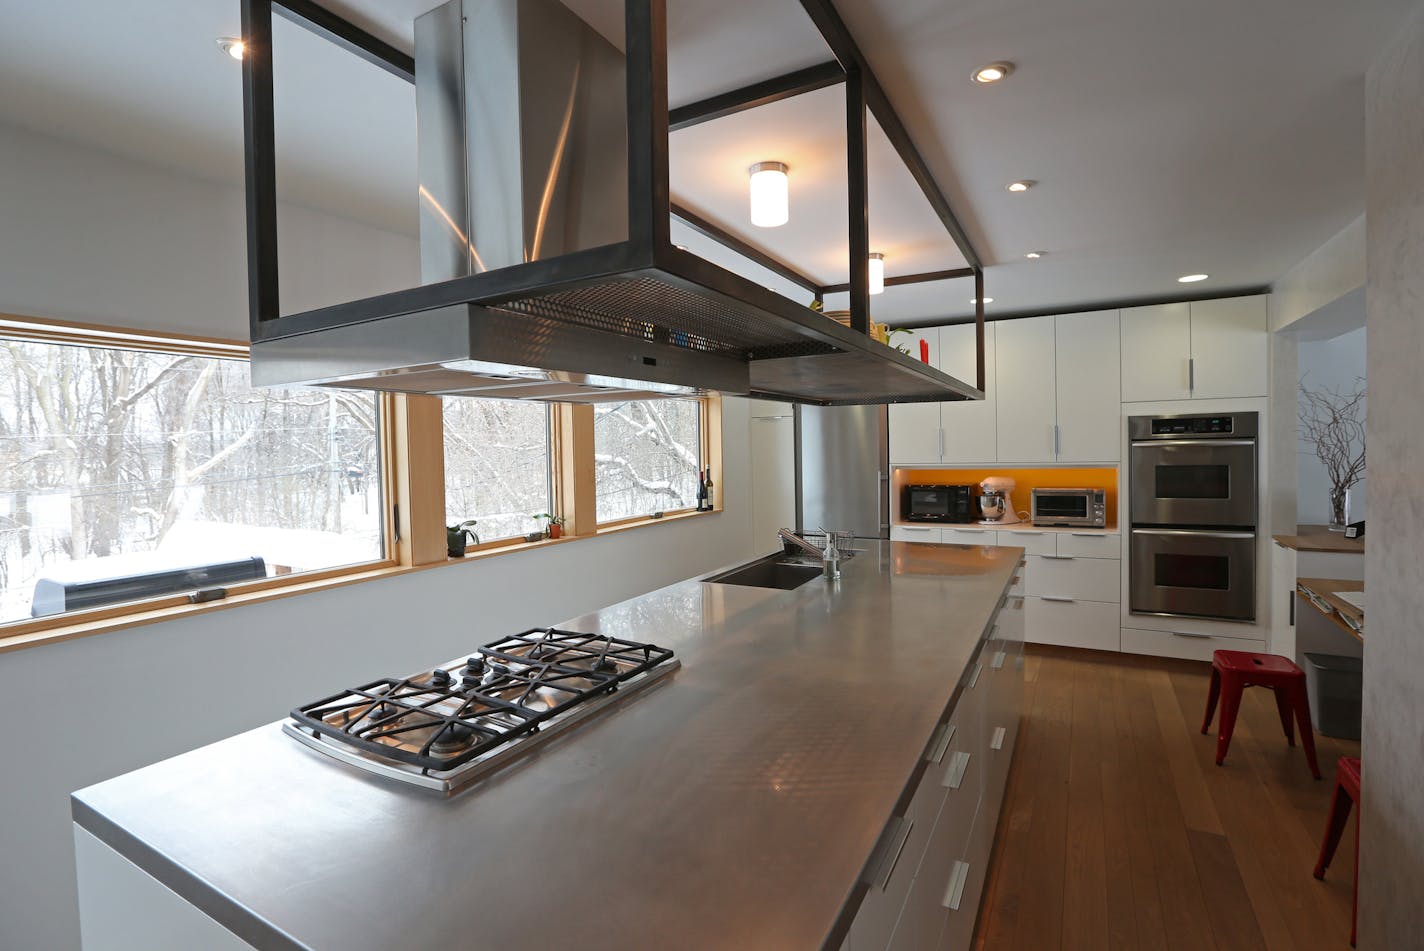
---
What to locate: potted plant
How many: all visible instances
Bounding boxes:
[446,519,480,557]
[533,513,566,539]
[1300,376,1366,530]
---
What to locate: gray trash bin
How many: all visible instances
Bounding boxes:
[1304,652,1363,740]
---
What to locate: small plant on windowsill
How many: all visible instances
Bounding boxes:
[446,520,480,558]
[533,513,566,540]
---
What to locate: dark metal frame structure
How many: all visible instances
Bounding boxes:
[239,0,987,402]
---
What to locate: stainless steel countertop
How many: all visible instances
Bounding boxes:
[72,539,1021,951]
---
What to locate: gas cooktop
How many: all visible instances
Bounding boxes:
[283,627,678,794]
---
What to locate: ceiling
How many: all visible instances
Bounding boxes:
[0,0,1413,324]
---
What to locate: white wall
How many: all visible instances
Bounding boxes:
[0,122,760,950]
[1297,326,1367,524]
[1270,214,1365,333]
[1362,7,1424,945]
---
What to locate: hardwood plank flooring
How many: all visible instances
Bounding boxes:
[975,646,1360,951]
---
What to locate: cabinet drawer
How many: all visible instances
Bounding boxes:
[995,595,1026,640]
[1055,532,1121,559]
[1027,555,1120,603]
[1121,627,1266,662]
[892,525,942,543]
[1025,598,1121,651]
[942,527,995,546]
[995,529,1056,555]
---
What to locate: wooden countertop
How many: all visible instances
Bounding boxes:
[1273,524,1364,554]
[1298,577,1364,641]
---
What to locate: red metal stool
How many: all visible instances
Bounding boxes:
[1314,756,1361,947]
[1200,649,1322,779]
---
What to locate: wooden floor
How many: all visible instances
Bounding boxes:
[975,646,1361,951]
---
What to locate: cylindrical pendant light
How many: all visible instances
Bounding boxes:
[748,161,789,228]
[868,252,886,295]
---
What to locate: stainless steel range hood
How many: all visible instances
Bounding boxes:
[245,0,984,406]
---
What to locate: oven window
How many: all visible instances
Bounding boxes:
[1036,495,1088,518]
[1155,464,1230,500]
[1154,553,1230,590]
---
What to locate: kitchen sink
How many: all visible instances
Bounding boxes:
[705,557,824,591]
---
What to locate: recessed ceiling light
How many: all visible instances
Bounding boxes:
[1178,273,1209,283]
[972,62,1014,84]
[216,36,246,60]
[868,252,886,295]
[748,161,789,228]
[971,297,994,305]
[1006,180,1035,193]
[1024,251,1045,260]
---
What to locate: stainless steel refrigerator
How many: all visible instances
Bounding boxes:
[796,404,890,539]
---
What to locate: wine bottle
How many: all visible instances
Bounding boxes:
[704,467,715,510]
[696,469,707,511]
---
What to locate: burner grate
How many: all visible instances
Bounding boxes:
[290,628,675,773]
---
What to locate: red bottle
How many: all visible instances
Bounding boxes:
[919,338,930,364]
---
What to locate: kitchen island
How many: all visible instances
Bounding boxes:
[72,539,1024,951]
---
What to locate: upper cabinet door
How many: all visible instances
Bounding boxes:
[1189,296,1268,399]
[1120,303,1191,402]
[888,327,942,464]
[995,315,1057,463]
[1055,310,1121,461]
[939,323,997,463]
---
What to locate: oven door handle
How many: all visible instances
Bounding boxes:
[1130,528,1256,540]
[1129,439,1256,448]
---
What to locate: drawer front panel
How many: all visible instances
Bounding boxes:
[996,530,1056,555]
[1121,626,1266,662]
[1055,531,1122,559]
[1025,597,1121,651]
[942,527,995,546]
[1028,555,1121,603]
[892,525,943,543]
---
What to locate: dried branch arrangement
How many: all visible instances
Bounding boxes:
[1299,375,1366,527]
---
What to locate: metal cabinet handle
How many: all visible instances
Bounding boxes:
[943,750,972,789]
[992,650,1007,670]
[938,429,944,459]
[1054,423,1060,457]
[1041,595,1076,603]
[903,526,933,532]
[968,663,983,689]
[991,726,1007,751]
[1041,554,1075,560]
[1015,530,1045,535]
[1170,630,1212,639]
[943,860,971,910]
[1130,528,1256,540]
[928,724,955,763]
[1070,532,1106,537]
[1189,356,1195,392]
[876,817,915,890]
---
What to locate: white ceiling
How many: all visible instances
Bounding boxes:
[0,0,1413,324]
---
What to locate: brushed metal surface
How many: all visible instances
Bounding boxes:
[798,404,889,539]
[72,541,1019,951]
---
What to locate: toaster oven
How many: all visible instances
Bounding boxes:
[904,484,975,523]
[1031,488,1107,527]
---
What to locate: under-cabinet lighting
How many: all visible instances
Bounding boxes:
[748,161,789,228]
[868,252,885,295]
[971,297,994,305]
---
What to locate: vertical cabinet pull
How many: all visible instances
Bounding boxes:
[927,723,955,763]
[875,817,915,891]
[1189,356,1195,392]
[938,429,944,460]
[943,750,972,789]
[968,663,983,689]
[991,726,1007,751]
[943,860,971,910]
[991,650,1007,670]
[1053,423,1060,457]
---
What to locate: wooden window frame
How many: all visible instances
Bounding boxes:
[0,315,725,650]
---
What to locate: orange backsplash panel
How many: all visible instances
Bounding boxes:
[893,467,1119,526]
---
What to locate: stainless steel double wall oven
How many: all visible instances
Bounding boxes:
[1128,412,1258,622]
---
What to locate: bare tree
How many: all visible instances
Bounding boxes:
[1299,375,1366,527]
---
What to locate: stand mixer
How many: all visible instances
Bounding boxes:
[977,476,1023,525]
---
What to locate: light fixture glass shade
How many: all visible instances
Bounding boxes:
[868,252,885,295]
[748,161,789,227]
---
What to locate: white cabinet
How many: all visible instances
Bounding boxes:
[994,316,1057,463]
[942,526,994,546]
[1025,598,1121,651]
[892,525,942,543]
[1121,297,1268,402]
[1121,627,1265,662]
[889,328,944,464]
[1189,297,1268,399]
[1120,302,1192,402]
[1053,309,1120,461]
[938,323,997,463]
[749,413,796,546]
[1027,555,1121,603]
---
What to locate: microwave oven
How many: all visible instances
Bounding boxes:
[1031,488,1107,527]
[905,484,975,523]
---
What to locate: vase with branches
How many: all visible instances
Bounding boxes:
[1299,376,1366,530]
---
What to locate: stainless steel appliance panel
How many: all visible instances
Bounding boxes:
[1031,488,1106,527]
[796,404,889,539]
[1129,528,1256,622]
[1129,439,1256,527]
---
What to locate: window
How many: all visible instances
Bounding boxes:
[594,399,703,523]
[0,335,383,624]
[442,399,551,542]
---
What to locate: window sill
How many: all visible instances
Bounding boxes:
[0,508,723,655]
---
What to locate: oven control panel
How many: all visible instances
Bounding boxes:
[1150,415,1234,435]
